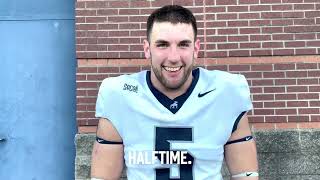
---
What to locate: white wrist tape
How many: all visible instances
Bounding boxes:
[232,172,259,178]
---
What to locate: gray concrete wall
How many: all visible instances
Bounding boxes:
[75,129,320,180]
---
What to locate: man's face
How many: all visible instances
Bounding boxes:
[144,22,200,91]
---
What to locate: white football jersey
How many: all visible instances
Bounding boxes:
[96,67,253,180]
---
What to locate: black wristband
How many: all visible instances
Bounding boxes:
[96,136,123,144]
[225,135,253,145]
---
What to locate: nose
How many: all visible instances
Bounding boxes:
[167,46,180,62]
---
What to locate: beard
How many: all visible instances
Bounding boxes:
[151,58,194,90]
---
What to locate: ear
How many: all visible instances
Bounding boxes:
[193,39,201,59]
[143,39,151,59]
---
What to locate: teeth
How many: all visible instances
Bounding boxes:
[164,66,181,72]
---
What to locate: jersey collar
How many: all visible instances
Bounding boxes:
[146,68,200,114]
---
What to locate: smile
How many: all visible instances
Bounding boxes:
[163,66,182,72]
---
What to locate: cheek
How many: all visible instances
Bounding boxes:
[151,51,166,61]
[150,54,162,66]
[181,51,194,62]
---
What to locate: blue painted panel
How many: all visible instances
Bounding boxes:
[0,20,76,180]
[0,0,74,20]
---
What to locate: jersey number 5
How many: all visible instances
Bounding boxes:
[155,127,194,180]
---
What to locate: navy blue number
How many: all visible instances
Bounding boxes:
[155,127,194,180]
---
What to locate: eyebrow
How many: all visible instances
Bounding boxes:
[155,40,169,44]
[179,40,192,44]
[154,39,193,44]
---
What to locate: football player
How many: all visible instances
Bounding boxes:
[91,5,258,180]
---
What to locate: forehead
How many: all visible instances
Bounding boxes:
[149,22,194,43]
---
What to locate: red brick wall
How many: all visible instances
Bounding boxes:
[76,0,320,133]
[76,0,320,58]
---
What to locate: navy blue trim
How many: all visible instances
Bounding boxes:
[225,136,253,145]
[96,136,123,144]
[146,68,200,114]
[232,111,247,133]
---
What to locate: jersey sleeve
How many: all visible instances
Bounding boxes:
[95,78,123,136]
[231,74,253,133]
[95,79,109,118]
[235,74,253,112]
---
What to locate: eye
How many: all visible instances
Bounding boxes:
[179,42,190,48]
[156,43,169,48]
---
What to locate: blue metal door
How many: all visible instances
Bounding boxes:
[0,1,76,179]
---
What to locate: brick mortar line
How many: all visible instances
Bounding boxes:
[76,24,319,27]
[252,99,320,102]
[75,95,318,98]
[75,110,320,113]
[76,104,96,106]
[77,4,320,10]
[79,6,207,11]
[77,42,317,45]
[76,105,320,109]
[77,95,320,98]
[77,97,320,100]
[76,37,320,40]
[76,19,320,24]
[76,116,312,118]
[253,108,318,110]
[77,111,319,114]
[77,86,320,90]
[76,52,319,56]
[75,33,320,37]
[76,93,320,97]
[253,111,320,113]
[77,19,318,23]
[76,74,320,77]
[258,108,318,110]
[77,55,320,67]
[77,88,99,91]
[76,79,320,83]
[77,91,319,94]
[76,11,320,17]
[77,42,319,46]
[78,48,320,52]
[77,117,320,120]
[76,68,320,71]
[75,69,293,71]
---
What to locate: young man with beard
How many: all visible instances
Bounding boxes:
[91,5,259,180]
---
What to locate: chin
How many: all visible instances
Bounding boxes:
[165,80,185,90]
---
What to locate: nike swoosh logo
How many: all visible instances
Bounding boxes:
[198,88,216,97]
[246,173,253,176]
